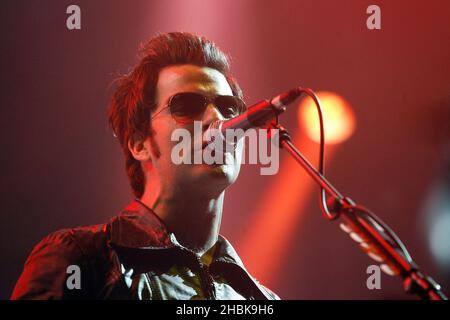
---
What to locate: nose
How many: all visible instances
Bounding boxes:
[202,103,224,129]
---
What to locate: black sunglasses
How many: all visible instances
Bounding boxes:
[152,92,246,121]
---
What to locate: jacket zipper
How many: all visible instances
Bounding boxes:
[194,256,216,300]
[146,273,162,300]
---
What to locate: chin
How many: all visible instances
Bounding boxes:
[191,163,239,188]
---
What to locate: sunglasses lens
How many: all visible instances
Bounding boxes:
[169,93,246,120]
[215,96,246,118]
[169,93,206,119]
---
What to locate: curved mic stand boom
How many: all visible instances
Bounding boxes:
[268,88,447,300]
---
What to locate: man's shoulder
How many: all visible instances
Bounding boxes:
[66,223,109,254]
[260,285,281,300]
[12,223,113,300]
[31,223,110,261]
[249,276,281,300]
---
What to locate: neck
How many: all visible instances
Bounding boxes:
[139,181,224,256]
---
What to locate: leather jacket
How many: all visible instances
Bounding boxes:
[11,200,280,300]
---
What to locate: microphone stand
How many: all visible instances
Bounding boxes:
[271,122,448,300]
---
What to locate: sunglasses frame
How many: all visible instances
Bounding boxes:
[151,92,246,121]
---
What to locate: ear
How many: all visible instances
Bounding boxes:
[128,137,152,162]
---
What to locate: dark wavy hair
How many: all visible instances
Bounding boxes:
[107,32,243,198]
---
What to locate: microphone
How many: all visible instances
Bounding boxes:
[203,87,301,150]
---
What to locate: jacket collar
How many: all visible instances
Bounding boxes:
[106,199,275,300]
[107,199,246,268]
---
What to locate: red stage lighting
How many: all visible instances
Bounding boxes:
[298,91,356,145]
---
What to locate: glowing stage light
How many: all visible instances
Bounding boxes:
[298,91,356,144]
[238,133,338,286]
[239,91,353,286]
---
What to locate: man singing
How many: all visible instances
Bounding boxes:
[12,32,280,300]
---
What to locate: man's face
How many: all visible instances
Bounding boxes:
[142,64,243,196]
